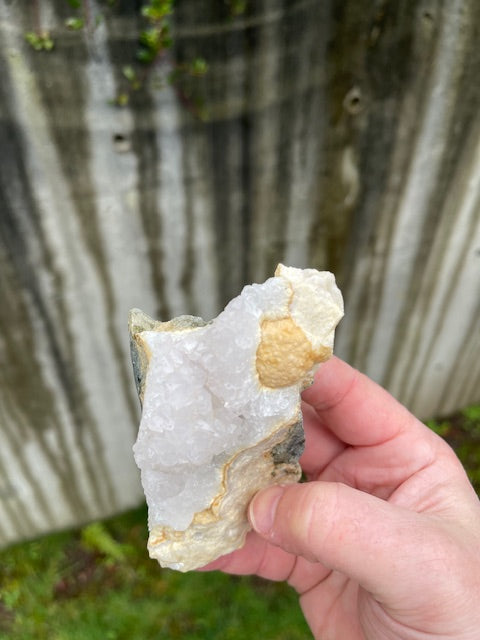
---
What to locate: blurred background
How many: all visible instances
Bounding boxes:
[0,1,479,637]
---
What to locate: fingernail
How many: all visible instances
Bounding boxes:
[249,485,285,535]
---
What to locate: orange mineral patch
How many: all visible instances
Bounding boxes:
[256,317,331,388]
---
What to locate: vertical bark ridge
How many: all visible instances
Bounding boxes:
[0,0,479,546]
[378,1,478,392]
[394,117,480,410]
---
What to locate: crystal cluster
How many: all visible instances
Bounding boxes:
[130,265,343,571]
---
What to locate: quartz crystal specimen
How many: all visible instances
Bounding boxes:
[130,265,343,571]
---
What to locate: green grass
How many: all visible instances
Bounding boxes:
[0,505,310,640]
[1,403,479,640]
[427,403,480,491]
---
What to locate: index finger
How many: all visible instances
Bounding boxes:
[301,357,419,447]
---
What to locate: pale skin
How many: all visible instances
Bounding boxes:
[201,357,480,639]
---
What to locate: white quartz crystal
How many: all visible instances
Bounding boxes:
[130,264,343,571]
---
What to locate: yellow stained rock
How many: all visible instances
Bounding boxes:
[256,317,331,388]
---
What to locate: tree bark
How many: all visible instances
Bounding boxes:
[0,0,479,545]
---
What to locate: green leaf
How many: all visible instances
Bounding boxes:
[25,32,40,50]
[115,92,130,106]
[43,36,54,51]
[122,65,137,82]
[137,48,156,64]
[65,16,85,30]
[190,57,208,76]
[141,0,174,21]
[81,522,128,563]
[24,31,54,51]
[139,27,160,50]
[227,0,248,16]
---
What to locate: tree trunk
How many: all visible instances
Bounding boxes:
[0,0,479,546]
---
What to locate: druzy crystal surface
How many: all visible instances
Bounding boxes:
[130,265,343,571]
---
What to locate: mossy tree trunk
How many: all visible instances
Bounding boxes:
[0,0,479,545]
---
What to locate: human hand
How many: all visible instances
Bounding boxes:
[202,357,480,639]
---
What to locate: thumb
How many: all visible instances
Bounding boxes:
[248,481,432,598]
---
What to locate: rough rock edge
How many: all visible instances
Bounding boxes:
[147,414,304,571]
[128,309,208,404]
[129,313,307,571]
[129,266,342,571]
